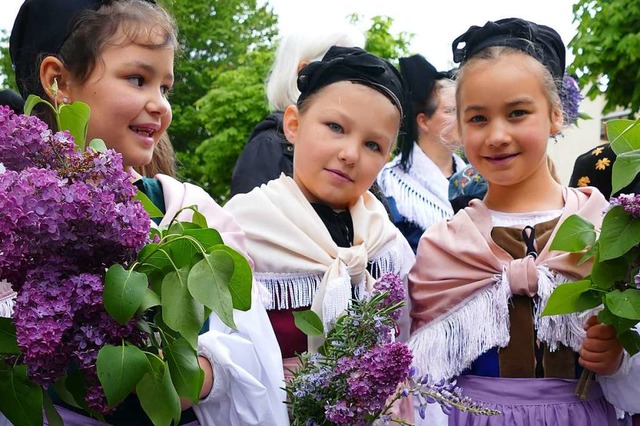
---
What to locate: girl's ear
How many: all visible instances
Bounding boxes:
[550,108,563,136]
[296,61,309,73]
[39,56,73,104]
[283,104,300,145]
[416,112,430,135]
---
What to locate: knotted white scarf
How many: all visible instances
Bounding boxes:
[224,175,413,349]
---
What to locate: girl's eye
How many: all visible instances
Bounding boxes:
[443,107,456,115]
[161,85,172,97]
[468,115,486,123]
[127,76,144,87]
[327,122,343,133]
[365,141,381,152]
[510,109,528,118]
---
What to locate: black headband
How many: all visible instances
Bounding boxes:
[452,18,565,86]
[296,46,404,116]
[10,0,156,98]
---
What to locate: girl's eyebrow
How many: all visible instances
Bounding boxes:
[124,61,174,82]
[463,97,535,113]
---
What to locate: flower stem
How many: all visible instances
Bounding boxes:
[575,368,594,400]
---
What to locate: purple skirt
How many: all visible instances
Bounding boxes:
[45,405,200,426]
[448,376,619,426]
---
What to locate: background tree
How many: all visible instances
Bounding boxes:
[0,31,17,91]
[570,0,640,113]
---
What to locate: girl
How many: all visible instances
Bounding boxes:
[377,54,465,252]
[224,46,415,367]
[9,0,287,424]
[408,18,629,425]
[230,25,365,197]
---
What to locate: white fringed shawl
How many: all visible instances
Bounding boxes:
[224,175,414,338]
[0,281,15,318]
[377,144,466,231]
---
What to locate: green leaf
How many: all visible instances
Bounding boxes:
[184,228,224,251]
[88,138,107,153]
[605,289,640,320]
[597,306,639,335]
[578,242,598,265]
[618,329,640,356]
[166,237,202,270]
[549,214,596,253]
[192,209,208,229]
[161,267,204,349]
[52,376,81,409]
[609,119,640,155]
[134,189,164,219]
[104,264,148,324]
[137,354,181,426]
[575,289,604,312]
[97,344,150,407]
[23,94,54,116]
[0,365,43,426]
[188,250,236,329]
[541,280,593,316]
[43,392,63,426]
[138,287,161,314]
[591,251,627,290]
[211,245,253,311]
[164,338,204,403]
[0,317,20,355]
[611,150,640,195]
[599,206,640,261]
[58,101,91,150]
[293,310,324,336]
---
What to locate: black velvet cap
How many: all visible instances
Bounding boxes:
[0,89,25,114]
[452,18,565,84]
[10,0,156,98]
[296,46,404,115]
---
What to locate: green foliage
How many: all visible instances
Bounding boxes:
[350,15,413,63]
[293,310,324,336]
[0,31,17,91]
[543,117,640,356]
[165,0,278,156]
[0,364,43,426]
[186,47,273,201]
[570,0,640,113]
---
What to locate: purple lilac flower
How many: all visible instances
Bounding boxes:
[373,273,405,321]
[610,193,640,219]
[560,75,583,126]
[328,342,413,423]
[1,108,150,413]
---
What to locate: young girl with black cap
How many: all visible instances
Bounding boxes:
[9,0,287,424]
[224,46,415,374]
[408,18,630,425]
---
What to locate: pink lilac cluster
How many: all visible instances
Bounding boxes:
[560,74,583,126]
[325,342,412,425]
[610,193,640,219]
[0,106,149,413]
[373,272,405,321]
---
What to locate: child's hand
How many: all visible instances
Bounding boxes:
[578,315,623,376]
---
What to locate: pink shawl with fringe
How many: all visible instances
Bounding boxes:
[409,186,607,333]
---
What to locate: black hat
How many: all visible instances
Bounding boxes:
[452,18,565,85]
[296,46,404,115]
[0,89,25,114]
[10,0,157,98]
[10,0,103,98]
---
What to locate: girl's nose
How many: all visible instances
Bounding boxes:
[146,90,170,117]
[338,140,359,165]
[486,121,511,147]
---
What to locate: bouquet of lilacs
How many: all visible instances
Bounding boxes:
[287,273,500,425]
[543,116,640,397]
[0,97,251,426]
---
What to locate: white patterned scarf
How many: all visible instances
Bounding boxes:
[224,175,414,349]
[378,143,466,231]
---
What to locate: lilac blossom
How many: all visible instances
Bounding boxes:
[560,74,583,126]
[373,272,405,321]
[610,193,640,219]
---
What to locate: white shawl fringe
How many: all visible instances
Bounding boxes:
[409,266,588,383]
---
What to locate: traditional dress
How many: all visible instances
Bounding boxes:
[224,175,415,363]
[409,186,624,425]
[377,144,466,252]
